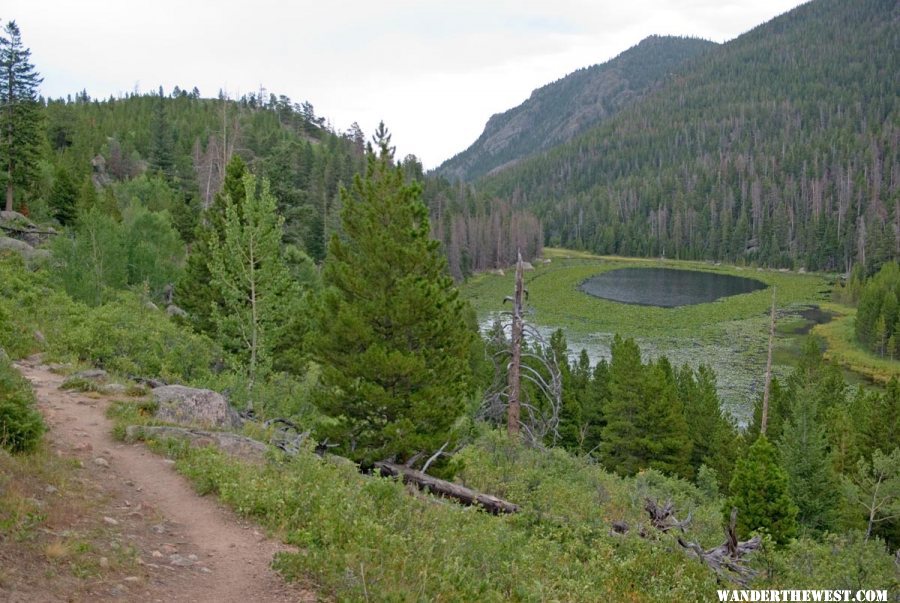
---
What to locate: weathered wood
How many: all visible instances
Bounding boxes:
[645,499,760,587]
[507,249,524,437]
[374,461,520,514]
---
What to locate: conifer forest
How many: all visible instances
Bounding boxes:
[0,1,898,601]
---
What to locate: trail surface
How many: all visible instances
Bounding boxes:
[13,356,315,603]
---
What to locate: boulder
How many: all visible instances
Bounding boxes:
[521,261,534,271]
[166,304,188,318]
[61,368,108,389]
[72,368,108,381]
[0,236,34,255]
[152,385,242,429]
[0,210,35,229]
[125,425,266,462]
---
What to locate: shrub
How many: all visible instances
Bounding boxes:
[57,292,219,383]
[0,353,44,453]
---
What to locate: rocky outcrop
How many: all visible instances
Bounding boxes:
[0,211,57,247]
[124,425,267,463]
[152,385,242,429]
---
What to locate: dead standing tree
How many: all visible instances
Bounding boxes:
[481,249,563,446]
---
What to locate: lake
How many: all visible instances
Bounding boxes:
[580,267,767,307]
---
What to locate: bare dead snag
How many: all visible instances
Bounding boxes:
[483,249,563,446]
[507,249,525,437]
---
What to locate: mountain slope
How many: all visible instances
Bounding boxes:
[435,36,716,182]
[475,0,899,272]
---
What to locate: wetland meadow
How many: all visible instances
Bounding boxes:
[462,249,897,425]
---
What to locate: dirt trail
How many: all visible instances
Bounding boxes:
[14,356,316,603]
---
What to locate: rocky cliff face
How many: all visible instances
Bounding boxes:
[435,36,716,182]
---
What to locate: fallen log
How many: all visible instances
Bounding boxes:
[374,461,519,514]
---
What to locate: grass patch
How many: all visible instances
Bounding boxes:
[813,302,900,384]
[140,429,897,601]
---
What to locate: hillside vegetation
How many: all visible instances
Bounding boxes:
[460,0,898,273]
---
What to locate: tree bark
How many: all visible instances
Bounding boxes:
[508,249,524,437]
[374,461,520,514]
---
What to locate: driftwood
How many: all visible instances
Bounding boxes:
[374,461,520,514]
[644,499,760,587]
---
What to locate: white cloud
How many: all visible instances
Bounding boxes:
[6,0,807,167]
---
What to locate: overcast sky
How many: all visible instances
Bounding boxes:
[7,0,807,168]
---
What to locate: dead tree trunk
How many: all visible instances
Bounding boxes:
[507,249,524,438]
[761,287,776,435]
[374,462,520,514]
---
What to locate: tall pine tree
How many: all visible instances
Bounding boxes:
[311,138,474,467]
[178,155,248,333]
[207,173,298,404]
[0,21,42,212]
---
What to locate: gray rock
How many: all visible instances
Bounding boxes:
[125,425,266,462]
[521,261,535,271]
[0,235,34,254]
[152,385,242,429]
[168,553,194,567]
[166,304,188,318]
[0,210,35,228]
[101,383,128,396]
[144,301,160,311]
[62,368,108,389]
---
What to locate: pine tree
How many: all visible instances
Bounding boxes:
[682,364,738,484]
[778,389,840,533]
[48,167,77,225]
[0,21,42,212]
[178,155,247,333]
[600,335,645,476]
[640,359,693,479]
[149,86,175,179]
[207,173,298,404]
[726,435,798,545]
[311,140,474,467]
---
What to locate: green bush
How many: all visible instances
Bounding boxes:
[0,354,44,453]
[57,292,219,383]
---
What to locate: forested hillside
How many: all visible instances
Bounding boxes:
[24,89,542,276]
[469,0,899,273]
[437,35,716,182]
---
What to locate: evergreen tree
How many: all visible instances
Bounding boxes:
[681,364,738,484]
[178,155,247,333]
[149,86,175,179]
[208,173,298,403]
[48,167,77,225]
[311,141,474,467]
[778,389,840,533]
[600,335,645,476]
[640,359,693,479]
[0,21,42,212]
[726,435,798,545]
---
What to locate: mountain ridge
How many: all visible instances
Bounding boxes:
[435,35,717,182]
